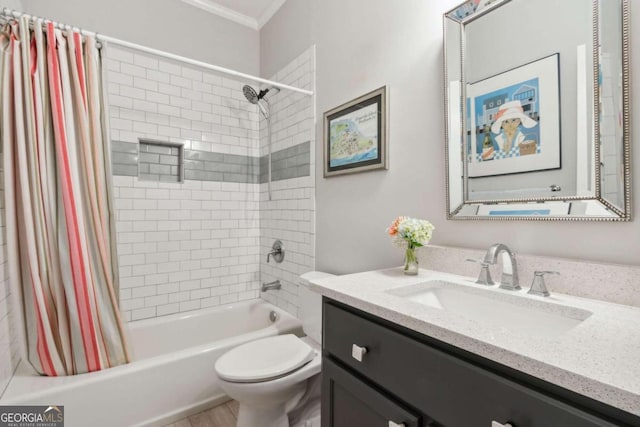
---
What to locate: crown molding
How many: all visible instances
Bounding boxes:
[181,0,258,30]
[257,0,288,29]
[181,0,288,30]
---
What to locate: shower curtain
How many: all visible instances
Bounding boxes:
[0,17,130,375]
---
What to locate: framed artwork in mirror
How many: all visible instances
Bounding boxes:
[323,86,388,177]
[467,54,561,178]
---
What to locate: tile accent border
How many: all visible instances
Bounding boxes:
[111,140,310,184]
[184,150,260,183]
[260,141,311,183]
[111,141,138,177]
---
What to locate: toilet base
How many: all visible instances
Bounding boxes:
[228,381,306,427]
[236,402,290,427]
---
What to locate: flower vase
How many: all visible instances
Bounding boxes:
[404,246,419,275]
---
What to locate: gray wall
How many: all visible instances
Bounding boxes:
[19,0,260,75]
[1,0,22,10]
[260,0,640,272]
[259,0,312,78]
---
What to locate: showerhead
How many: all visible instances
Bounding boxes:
[242,84,280,119]
[242,85,280,104]
[242,85,260,104]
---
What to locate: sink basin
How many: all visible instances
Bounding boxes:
[386,280,592,338]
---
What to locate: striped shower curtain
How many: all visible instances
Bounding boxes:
[0,17,130,375]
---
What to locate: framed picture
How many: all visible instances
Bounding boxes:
[467,54,561,178]
[323,86,388,177]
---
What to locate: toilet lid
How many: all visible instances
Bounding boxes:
[215,334,315,383]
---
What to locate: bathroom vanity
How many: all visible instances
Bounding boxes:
[313,269,640,427]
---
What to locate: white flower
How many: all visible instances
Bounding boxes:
[387,216,435,249]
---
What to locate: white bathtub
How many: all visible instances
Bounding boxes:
[1,299,302,427]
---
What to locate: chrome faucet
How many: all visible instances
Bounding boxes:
[484,243,520,290]
[261,280,282,292]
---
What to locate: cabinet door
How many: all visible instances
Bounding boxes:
[322,357,422,427]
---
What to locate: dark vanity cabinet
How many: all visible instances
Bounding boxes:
[321,298,639,427]
[322,358,421,427]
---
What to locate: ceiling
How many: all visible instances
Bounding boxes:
[181,0,287,30]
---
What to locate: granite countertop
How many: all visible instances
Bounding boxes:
[310,268,640,416]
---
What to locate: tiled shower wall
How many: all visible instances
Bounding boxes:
[0,153,20,394]
[259,47,316,317]
[113,178,261,320]
[107,45,317,320]
[106,46,263,321]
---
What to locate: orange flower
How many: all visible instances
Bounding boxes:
[387,216,406,236]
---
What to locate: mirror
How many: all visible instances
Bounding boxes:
[444,0,630,220]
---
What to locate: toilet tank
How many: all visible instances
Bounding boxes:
[298,271,334,343]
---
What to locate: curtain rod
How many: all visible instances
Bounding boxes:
[0,8,314,97]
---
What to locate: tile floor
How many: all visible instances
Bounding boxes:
[165,400,238,427]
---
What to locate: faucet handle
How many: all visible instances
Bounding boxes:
[266,240,285,263]
[527,271,559,297]
[465,258,494,286]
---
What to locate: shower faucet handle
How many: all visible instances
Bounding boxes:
[266,240,285,263]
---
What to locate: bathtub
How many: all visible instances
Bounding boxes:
[1,299,302,427]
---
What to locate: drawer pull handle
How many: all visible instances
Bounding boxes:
[491,422,513,427]
[388,422,405,427]
[351,344,368,362]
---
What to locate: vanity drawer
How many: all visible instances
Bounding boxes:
[322,357,421,427]
[323,300,621,427]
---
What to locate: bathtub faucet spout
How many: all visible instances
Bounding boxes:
[261,280,282,292]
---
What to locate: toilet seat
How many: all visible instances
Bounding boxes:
[215,334,316,383]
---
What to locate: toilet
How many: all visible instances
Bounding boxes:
[214,271,334,427]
